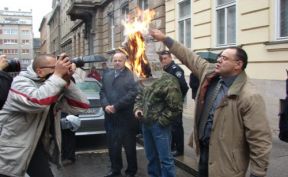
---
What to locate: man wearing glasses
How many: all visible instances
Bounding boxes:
[150,29,272,177]
[0,53,89,177]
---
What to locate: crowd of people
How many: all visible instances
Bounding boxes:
[0,28,273,177]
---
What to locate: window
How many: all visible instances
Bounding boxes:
[138,0,148,10]
[21,30,30,36]
[108,13,115,49]
[122,3,129,20]
[3,39,18,44]
[178,0,191,48]
[3,29,18,35]
[3,49,18,54]
[22,49,29,54]
[22,40,29,44]
[216,0,236,46]
[276,0,288,40]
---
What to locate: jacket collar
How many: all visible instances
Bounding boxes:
[227,71,247,96]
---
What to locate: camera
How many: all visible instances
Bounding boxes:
[3,60,21,72]
[58,55,106,68]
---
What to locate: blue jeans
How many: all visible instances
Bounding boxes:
[142,122,176,177]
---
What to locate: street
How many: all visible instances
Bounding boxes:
[50,135,194,177]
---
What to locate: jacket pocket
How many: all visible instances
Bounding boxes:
[232,149,248,174]
[0,143,29,176]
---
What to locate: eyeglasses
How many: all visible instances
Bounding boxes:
[39,66,55,69]
[218,55,239,62]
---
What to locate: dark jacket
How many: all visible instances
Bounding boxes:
[189,73,199,99]
[0,71,12,109]
[164,61,188,98]
[100,67,138,130]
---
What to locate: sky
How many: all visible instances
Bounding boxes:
[0,0,53,38]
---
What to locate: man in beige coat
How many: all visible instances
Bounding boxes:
[150,29,272,177]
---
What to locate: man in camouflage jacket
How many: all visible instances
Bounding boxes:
[134,72,183,177]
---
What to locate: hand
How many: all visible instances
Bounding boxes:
[110,105,116,113]
[105,105,114,114]
[0,55,8,71]
[135,110,143,119]
[54,53,72,78]
[149,29,166,42]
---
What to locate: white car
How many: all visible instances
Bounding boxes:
[75,78,105,136]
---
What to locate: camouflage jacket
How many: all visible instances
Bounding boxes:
[134,72,183,127]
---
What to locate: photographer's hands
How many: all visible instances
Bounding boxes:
[54,53,75,84]
[0,55,8,71]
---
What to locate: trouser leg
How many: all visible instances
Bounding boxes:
[152,123,175,177]
[171,114,184,153]
[61,129,76,161]
[27,142,54,177]
[109,129,123,173]
[123,130,137,176]
[198,141,209,177]
[142,123,161,177]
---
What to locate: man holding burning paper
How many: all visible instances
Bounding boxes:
[150,29,272,177]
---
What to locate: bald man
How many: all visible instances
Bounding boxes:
[0,54,89,177]
[100,52,138,177]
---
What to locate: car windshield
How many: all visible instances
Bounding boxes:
[76,81,101,94]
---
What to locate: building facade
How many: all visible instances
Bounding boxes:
[165,0,288,132]
[0,7,33,69]
[39,12,51,54]
[39,0,287,130]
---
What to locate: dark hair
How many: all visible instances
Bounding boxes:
[228,47,248,70]
[159,50,171,56]
[159,50,171,61]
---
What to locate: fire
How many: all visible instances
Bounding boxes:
[122,8,155,78]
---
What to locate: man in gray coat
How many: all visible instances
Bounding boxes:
[150,29,272,177]
[0,53,89,177]
[100,52,138,177]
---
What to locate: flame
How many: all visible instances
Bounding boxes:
[122,8,155,78]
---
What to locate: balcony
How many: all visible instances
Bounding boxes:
[67,0,102,22]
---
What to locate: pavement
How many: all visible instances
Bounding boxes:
[172,91,288,177]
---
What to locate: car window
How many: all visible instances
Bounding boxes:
[76,81,101,93]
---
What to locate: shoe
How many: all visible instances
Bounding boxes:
[104,171,121,177]
[172,151,183,157]
[136,134,143,138]
[125,174,135,177]
[62,159,75,166]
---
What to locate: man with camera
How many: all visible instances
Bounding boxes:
[0,53,89,177]
[0,55,13,110]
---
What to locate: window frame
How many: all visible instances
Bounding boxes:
[177,0,192,48]
[138,0,148,10]
[215,0,236,47]
[108,12,115,50]
[276,0,288,40]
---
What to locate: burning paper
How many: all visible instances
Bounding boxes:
[121,8,162,80]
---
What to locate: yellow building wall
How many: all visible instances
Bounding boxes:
[164,0,288,80]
